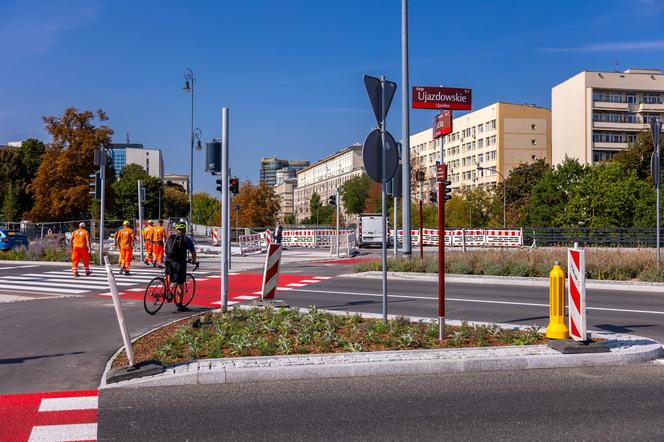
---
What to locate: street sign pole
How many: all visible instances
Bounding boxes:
[380,76,388,322]
[99,147,106,265]
[437,164,448,339]
[401,0,412,258]
[137,180,144,262]
[221,107,229,311]
[651,118,662,268]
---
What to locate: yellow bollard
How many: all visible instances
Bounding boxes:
[546,260,569,339]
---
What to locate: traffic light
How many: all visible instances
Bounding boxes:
[441,180,452,204]
[429,190,437,204]
[328,195,336,207]
[89,171,101,200]
[216,178,222,193]
[229,177,240,195]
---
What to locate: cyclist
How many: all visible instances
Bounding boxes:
[164,222,197,311]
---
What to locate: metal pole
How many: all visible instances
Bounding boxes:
[393,196,397,257]
[189,73,195,235]
[221,107,229,311]
[99,147,106,264]
[419,198,423,259]
[401,0,412,257]
[503,177,506,228]
[380,76,388,321]
[137,180,143,262]
[228,168,232,270]
[438,165,446,339]
[336,187,340,259]
[656,119,661,268]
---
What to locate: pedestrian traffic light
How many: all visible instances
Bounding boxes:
[328,195,336,207]
[89,171,101,200]
[216,179,222,193]
[229,177,239,195]
[429,190,437,204]
[441,180,452,204]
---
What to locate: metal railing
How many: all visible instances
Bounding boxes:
[523,227,664,248]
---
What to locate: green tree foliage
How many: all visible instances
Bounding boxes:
[524,158,589,227]
[163,185,189,219]
[309,192,322,217]
[613,130,655,180]
[231,181,280,227]
[283,214,296,225]
[28,109,113,221]
[0,138,46,220]
[498,158,550,226]
[192,192,220,226]
[111,164,163,220]
[341,173,371,214]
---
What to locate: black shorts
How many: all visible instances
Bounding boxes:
[165,259,187,284]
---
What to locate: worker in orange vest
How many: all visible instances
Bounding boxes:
[115,220,135,275]
[143,220,154,266]
[71,222,91,277]
[151,219,166,268]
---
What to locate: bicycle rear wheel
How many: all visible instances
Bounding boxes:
[180,273,196,307]
[144,277,166,314]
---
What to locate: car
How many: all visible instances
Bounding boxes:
[0,229,29,251]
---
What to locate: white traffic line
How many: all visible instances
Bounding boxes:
[29,423,97,441]
[0,277,109,290]
[22,273,143,285]
[313,276,332,280]
[50,271,156,280]
[299,279,321,283]
[286,288,664,316]
[0,264,39,271]
[235,295,260,300]
[0,283,85,294]
[38,395,98,412]
[0,294,34,302]
[286,283,307,287]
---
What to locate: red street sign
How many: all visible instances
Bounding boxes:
[436,164,448,181]
[412,86,472,110]
[433,111,453,139]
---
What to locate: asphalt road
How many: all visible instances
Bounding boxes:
[99,363,664,441]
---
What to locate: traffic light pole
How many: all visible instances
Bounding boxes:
[137,180,144,262]
[336,187,340,259]
[99,148,106,264]
[220,107,229,311]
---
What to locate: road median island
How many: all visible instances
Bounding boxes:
[99,306,663,389]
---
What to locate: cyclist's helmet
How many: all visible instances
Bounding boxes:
[175,223,187,231]
[123,220,130,226]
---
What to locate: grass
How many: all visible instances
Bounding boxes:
[353,248,664,282]
[0,240,117,264]
[112,306,547,368]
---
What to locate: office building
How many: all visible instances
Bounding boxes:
[109,143,164,179]
[259,157,310,187]
[410,102,551,194]
[294,144,364,221]
[552,68,664,165]
[274,178,297,222]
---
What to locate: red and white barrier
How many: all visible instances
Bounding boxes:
[567,247,587,341]
[240,233,262,255]
[261,243,282,300]
[211,227,219,246]
[389,228,523,248]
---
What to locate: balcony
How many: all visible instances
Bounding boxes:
[638,102,664,112]
[593,142,628,150]
[592,100,629,111]
[592,121,648,131]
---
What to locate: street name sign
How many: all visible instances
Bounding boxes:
[412,86,472,110]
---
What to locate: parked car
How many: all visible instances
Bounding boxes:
[0,229,29,251]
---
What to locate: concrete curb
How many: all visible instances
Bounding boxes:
[99,309,663,389]
[344,271,664,293]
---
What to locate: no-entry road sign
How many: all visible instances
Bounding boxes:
[412,86,472,110]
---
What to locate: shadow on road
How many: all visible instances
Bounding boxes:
[594,324,657,334]
[0,351,85,365]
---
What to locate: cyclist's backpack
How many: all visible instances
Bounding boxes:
[165,234,187,262]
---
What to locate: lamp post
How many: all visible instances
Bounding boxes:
[477,164,506,228]
[182,68,200,234]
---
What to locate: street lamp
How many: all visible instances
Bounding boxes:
[477,164,506,228]
[183,68,198,234]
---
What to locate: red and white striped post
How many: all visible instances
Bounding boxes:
[567,244,587,341]
[261,243,282,300]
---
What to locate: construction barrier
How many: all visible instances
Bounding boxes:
[390,228,523,248]
[239,233,262,255]
[211,228,219,246]
[329,232,359,257]
[261,243,282,300]
[567,246,587,341]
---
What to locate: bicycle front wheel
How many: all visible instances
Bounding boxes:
[181,273,196,307]
[144,277,166,315]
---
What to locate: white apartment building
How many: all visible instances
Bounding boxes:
[294,145,364,221]
[109,143,164,179]
[164,174,189,193]
[410,102,551,194]
[552,68,664,165]
[274,178,297,222]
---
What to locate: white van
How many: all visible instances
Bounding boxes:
[357,214,393,248]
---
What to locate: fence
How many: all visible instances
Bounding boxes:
[523,227,664,248]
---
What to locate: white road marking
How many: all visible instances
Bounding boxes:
[29,423,97,441]
[48,271,154,281]
[286,288,664,316]
[313,276,332,280]
[22,274,138,285]
[0,265,39,271]
[38,396,98,412]
[286,283,307,287]
[299,279,321,283]
[0,278,109,290]
[0,284,85,294]
[0,294,33,302]
[235,295,260,300]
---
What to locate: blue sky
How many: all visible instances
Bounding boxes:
[1,0,664,193]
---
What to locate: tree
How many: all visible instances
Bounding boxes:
[111,164,163,220]
[498,158,550,226]
[0,139,46,220]
[28,109,113,221]
[192,192,220,226]
[231,181,280,227]
[309,192,322,222]
[341,173,371,214]
[163,186,189,219]
[1,183,19,221]
[283,214,296,225]
[613,130,655,181]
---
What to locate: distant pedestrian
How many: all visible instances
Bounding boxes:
[115,220,135,275]
[273,221,283,245]
[143,220,154,265]
[151,219,166,268]
[71,222,91,277]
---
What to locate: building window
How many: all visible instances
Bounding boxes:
[531,139,537,145]
[643,93,661,104]
[478,153,484,163]
[626,94,637,104]
[488,150,497,160]
[531,124,537,130]
[487,119,496,130]
[478,123,484,133]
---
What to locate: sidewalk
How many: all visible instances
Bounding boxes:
[100,310,663,390]
[346,271,664,293]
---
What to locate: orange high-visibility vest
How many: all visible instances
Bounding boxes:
[117,227,134,249]
[71,228,89,249]
[151,225,165,243]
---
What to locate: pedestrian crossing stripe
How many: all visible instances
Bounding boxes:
[0,277,110,290]
[0,284,86,294]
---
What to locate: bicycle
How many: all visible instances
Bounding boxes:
[143,262,199,315]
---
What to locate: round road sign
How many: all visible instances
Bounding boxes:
[362,128,399,183]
